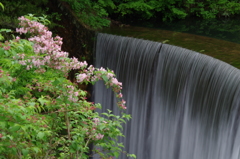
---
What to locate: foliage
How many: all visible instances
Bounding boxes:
[61,0,115,29]
[61,0,240,28]
[0,0,61,32]
[0,16,135,159]
[112,0,240,21]
[0,28,11,41]
[2,0,240,30]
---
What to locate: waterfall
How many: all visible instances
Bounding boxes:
[93,33,240,159]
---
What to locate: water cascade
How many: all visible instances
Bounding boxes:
[93,33,240,159]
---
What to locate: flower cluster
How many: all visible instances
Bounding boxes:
[92,118,104,140]
[65,85,79,102]
[76,66,126,109]
[16,16,87,73]
[84,118,105,141]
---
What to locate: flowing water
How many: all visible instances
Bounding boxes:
[100,26,240,69]
[93,33,240,159]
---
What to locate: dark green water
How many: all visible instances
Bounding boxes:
[100,18,240,68]
[129,18,240,44]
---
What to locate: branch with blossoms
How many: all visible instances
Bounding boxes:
[76,66,127,109]
[16,16,88,75]
[15,16,127,110]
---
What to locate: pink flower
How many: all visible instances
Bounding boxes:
[76,73,88,83]
[107,73,114,78]
[3,46,10,50]
[118,93,123,98]
[74,91,79,96]
[121,105,127,109]
[16,27,28,34]
[93,118,100,124]
[111,78,122,86]
[95,133,104,140]
[118,99,127,109]
[18,60,26,65]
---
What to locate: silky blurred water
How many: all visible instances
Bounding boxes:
[93,33,240,159]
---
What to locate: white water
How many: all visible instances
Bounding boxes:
[93,33,240,159]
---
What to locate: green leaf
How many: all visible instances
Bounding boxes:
[52,78,65,86]
[22,149,29,156]
[113,151,120,158]
[102,75,108,82]
[0,34,4,41]
[37,132,45,139]
[0,3,4,11]
[4,50,8,56]
[107,109,112,113]
[70,142,77,150]
[128,154,137,158]
[32,147,40,153]
[6,135,13,140]
[0,122,6,128]
[38,96,48,107]
[10,125,21,132]
[0,29,11,33]
[27,102,36,107]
